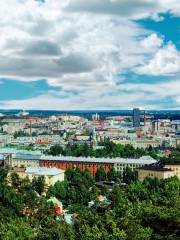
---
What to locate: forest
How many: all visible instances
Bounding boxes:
[0,164,179,240]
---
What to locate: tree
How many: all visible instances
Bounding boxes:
[47,180,68,204]
[46,141,152,158]
[123,167,136,184]
[78,184,90,204]
[65,167,74,181]
[0,219,33,240]
[67,186,77,204]
[110,185,123,207]
[35,217,75,240]
[10,172,22,190]
[84,168,94,187]
[72,167,84,185]
[48,145,64,156]
[126,181,149,202]
[0,168,8,182]
[107,167,118,182]
[95,166,106,182]
[0,183,23,216]
[126,222,152,240]
[32,132,38,137]
[90,185,100,200]
[14,130,29,139]
[101,186,110,198]
[32,176,45,195]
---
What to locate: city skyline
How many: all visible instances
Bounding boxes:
[0,0,180,110]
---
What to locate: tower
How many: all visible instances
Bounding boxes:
[133,108,140,128]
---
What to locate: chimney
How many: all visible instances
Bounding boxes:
[144,111,146,127]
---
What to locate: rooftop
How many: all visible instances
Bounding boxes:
[13,154,157,164]
[0,148,157,165]
[164,163,180,166]
[137,166,173,172]
[25,167,65,176]
[0,148,41,155]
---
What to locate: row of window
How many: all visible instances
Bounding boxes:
[116,163,143,168]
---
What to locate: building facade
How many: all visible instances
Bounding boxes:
[4,153,157,177]
[137,166,175,182]
[164,163,180,179]
[8,167,65,187]
[133,108,141,128]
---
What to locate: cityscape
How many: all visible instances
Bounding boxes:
[0,0,180,239]
[0,108,179,239]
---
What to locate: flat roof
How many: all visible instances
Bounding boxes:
[13,154,157,164]
[40,155,157,164]
[15,154,41,160]
[164,163,180,166]
[0,149,41,155]
[137,166,173,172]
[25,167,64,176]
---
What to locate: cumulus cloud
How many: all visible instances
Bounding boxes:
[1,79,180,110]
[66,0,180,19]
[20,40,61,57]
[66,0,158,19]
[0,0,180,109]
[136,43,180,76]
[56,53,97,73]
[140,33,163,51]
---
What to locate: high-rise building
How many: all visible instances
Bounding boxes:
[92,113,100,121]
[133,108,141,128]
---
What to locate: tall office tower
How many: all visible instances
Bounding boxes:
[133,108,141,128]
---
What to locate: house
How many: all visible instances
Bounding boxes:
[48,197,63,215]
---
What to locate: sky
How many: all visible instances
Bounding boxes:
[0,0,180,110]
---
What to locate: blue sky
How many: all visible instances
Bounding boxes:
[0,0,180,110]
[0,79,61,101]
[138,13,180,49]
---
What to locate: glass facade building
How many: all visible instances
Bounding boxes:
[133,108,141,128]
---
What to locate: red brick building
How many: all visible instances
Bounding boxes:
[39,158,112,176]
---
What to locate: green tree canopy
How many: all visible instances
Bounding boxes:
[95,166,106,182]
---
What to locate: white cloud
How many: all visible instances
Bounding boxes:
[136,43,180,76]
[0,0,180,109]
[140,33,163,50]
[66,0,180,19]
[0,1,148,87]
[1,78,180,110]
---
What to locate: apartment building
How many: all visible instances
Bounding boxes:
[137,166,175,182]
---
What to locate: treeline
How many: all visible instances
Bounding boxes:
[0,167,179,239]
[45,141,158,159]
[13,130,38,138]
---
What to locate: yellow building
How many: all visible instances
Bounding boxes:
[75,135,90,141]
[8,167,65,188]
[137,166,175,182]
[164,163,180,179]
